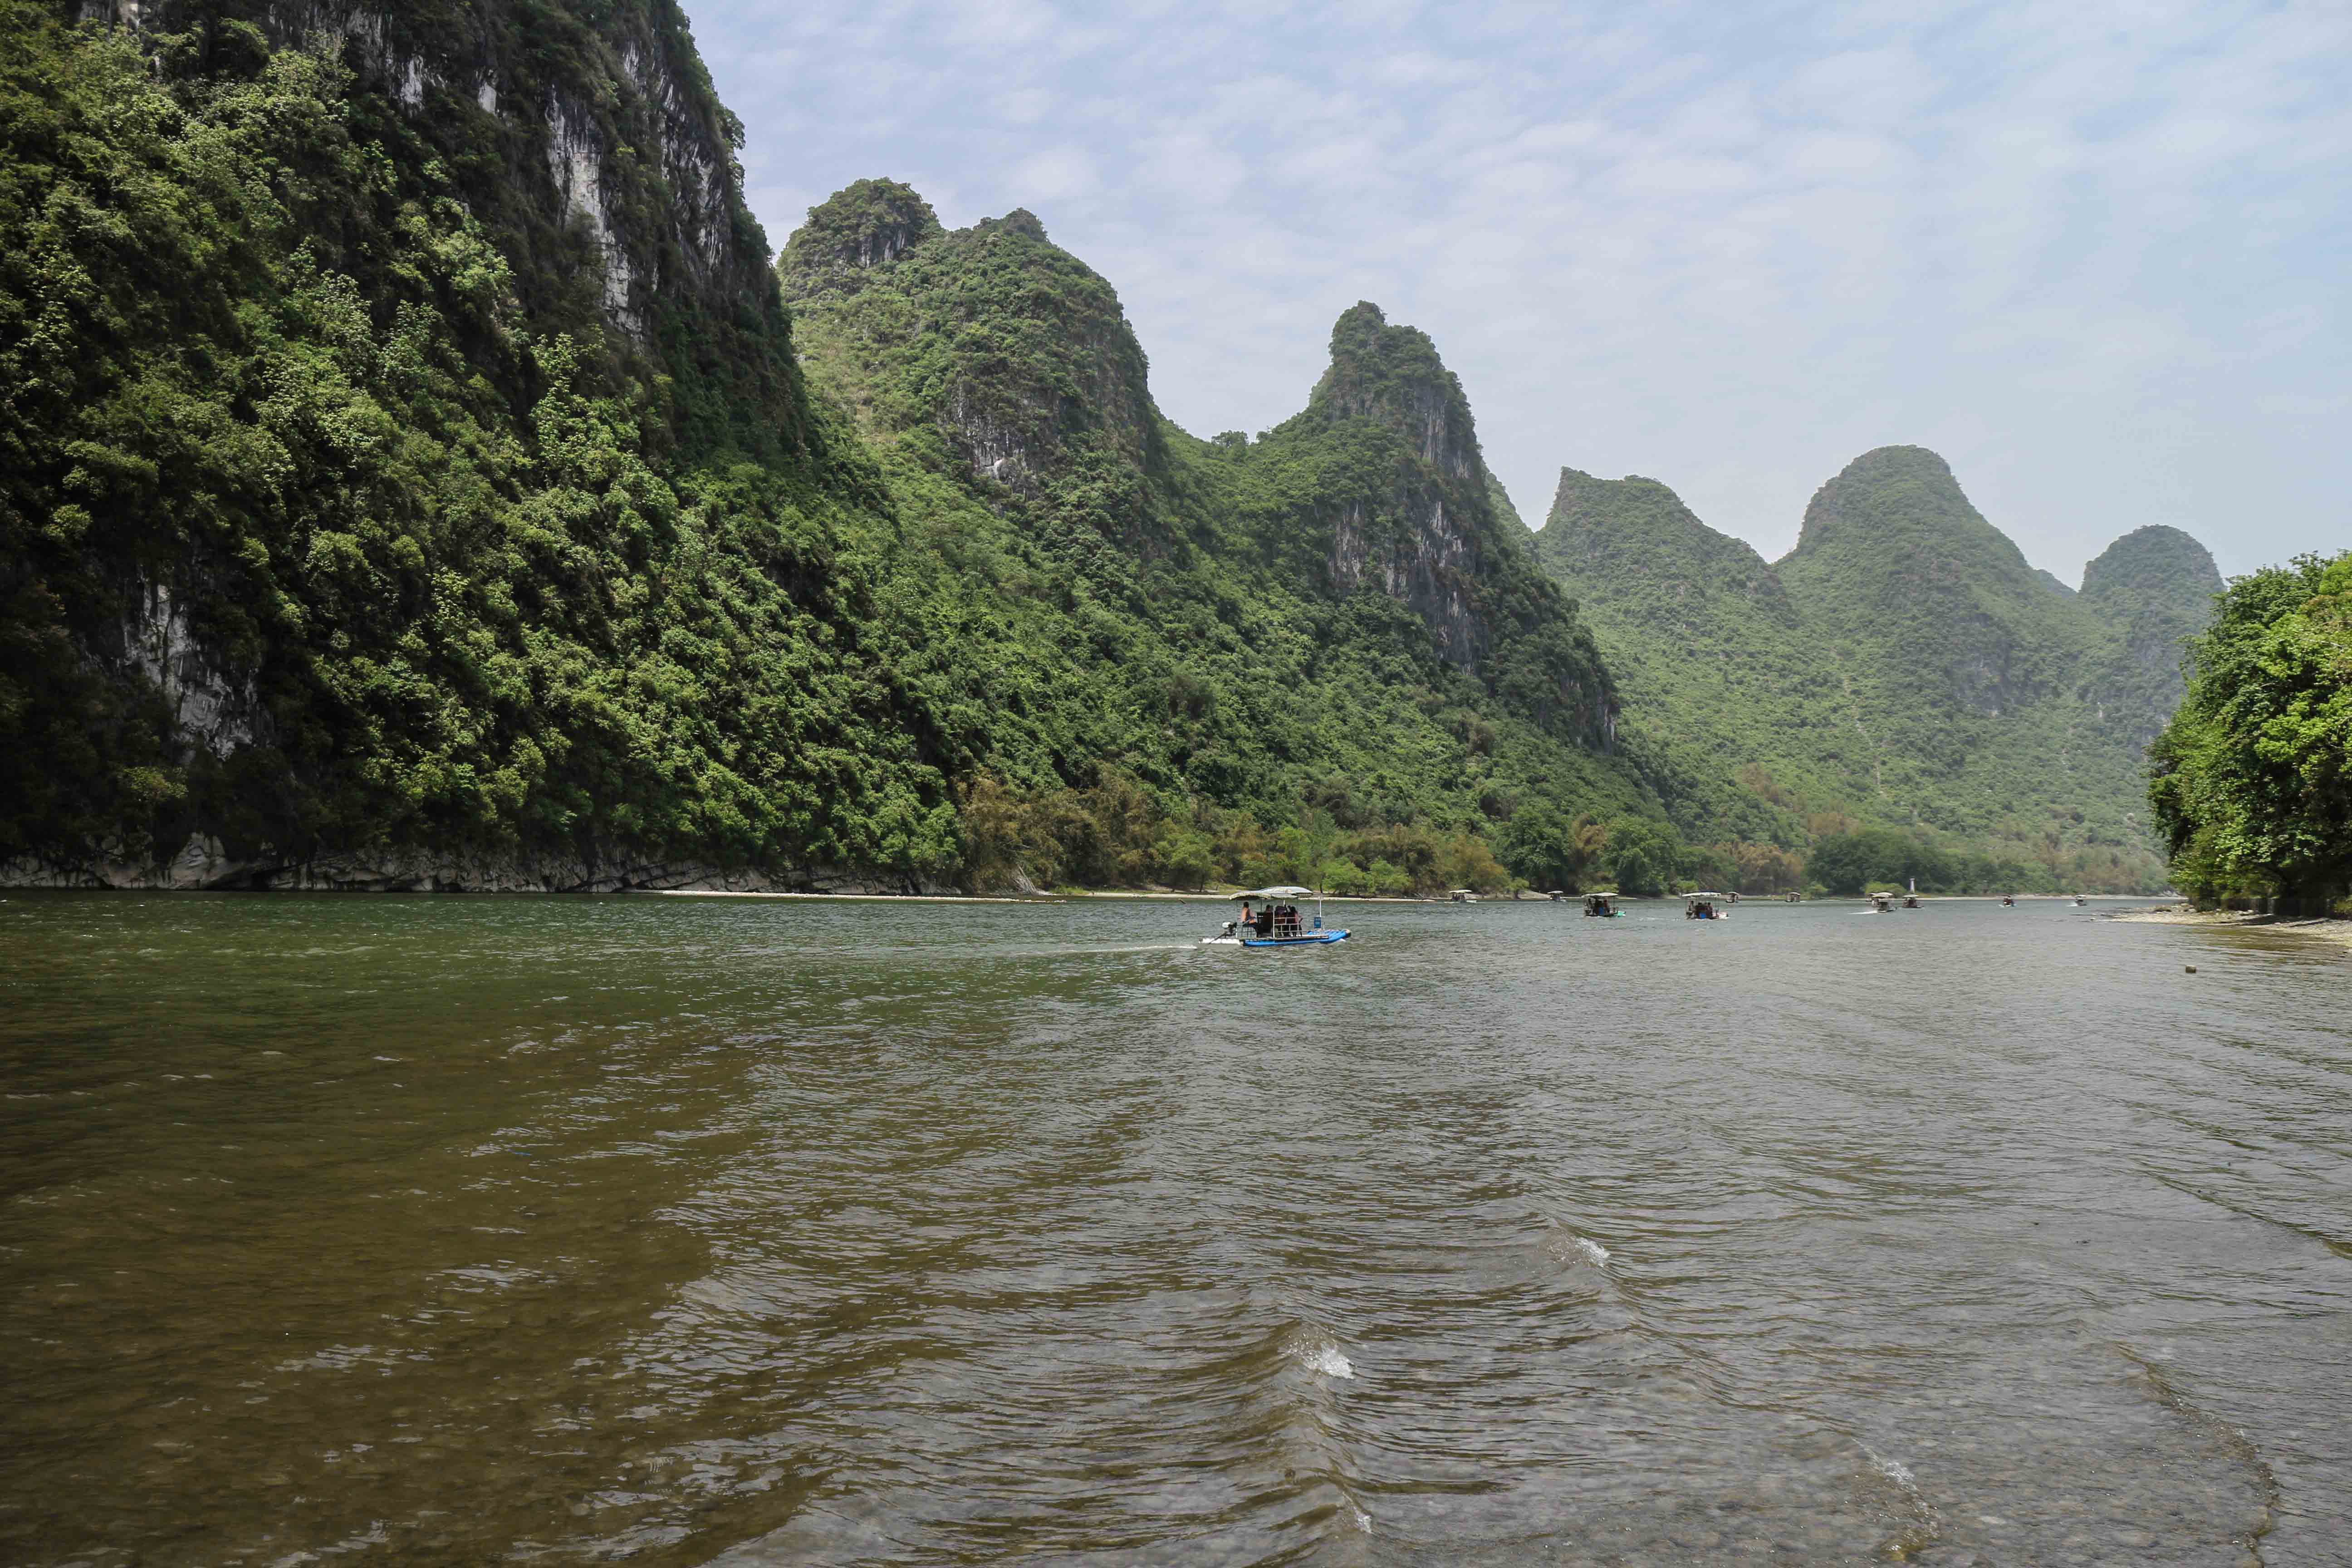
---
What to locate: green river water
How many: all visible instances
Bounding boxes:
[2,892,2347,1565]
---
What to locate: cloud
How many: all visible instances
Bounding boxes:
[689,0,2352,576]
[1014,147,1099,201]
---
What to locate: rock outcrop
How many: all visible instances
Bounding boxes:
[779,187,1160,500]
[1304,304,1494,667]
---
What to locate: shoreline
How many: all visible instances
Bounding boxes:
[2109,905,2352,952]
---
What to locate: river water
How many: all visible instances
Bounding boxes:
[3,892,2348,1566]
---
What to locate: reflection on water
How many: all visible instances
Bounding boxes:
[2,893,2348,1565]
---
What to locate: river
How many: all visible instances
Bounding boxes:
[2,892,2347,1565]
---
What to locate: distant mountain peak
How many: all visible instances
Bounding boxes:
[1536,468,1796,628]
[2078,525,2223,747]
[778,178,943,296]
[779,181,1157,501]
[2081,525,2222,610]
[1851,444,1954,475]
[1308,302,1481,482]
[1783,443,2034,581]
[981,207,1049,241]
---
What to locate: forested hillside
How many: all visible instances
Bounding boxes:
[1535,449,2222,892]
[0,1,2231,897]
[774,181,1649,894]
[0,5,1653,893]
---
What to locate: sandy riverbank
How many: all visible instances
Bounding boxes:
[2110,905,2352,952]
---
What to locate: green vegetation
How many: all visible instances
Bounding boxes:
[0,7,2230,900]
[1806,829,2047,897]
[2150,553,2352,912]
[2081,525,2230,748]
[769,182,1665,895]
[0,14,1660,895]
[0,2,973,882]
[1534,451,2221,894]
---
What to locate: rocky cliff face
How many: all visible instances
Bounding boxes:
[84,0,784,366]
[779,186,1160,503]
[0,0,963,892]
[1300,304,1495,667]
[777,178,946,295]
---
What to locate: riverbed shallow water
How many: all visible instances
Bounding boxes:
[2,892,2348,1566]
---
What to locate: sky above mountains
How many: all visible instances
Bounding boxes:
[696,0,2347,581]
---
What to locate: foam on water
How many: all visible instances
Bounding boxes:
[1290,1338,1355,1381]
[1574,1237,1610,1268]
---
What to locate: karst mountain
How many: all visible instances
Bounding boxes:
[0,0,2220,892]
[1534,450,2221,887]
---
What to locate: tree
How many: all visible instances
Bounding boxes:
[2149,553,2352,911]
[1806,828,1953,894]
[1612,845,1665,897]
[1498,799,1584,890]
[1601,816,1680,895]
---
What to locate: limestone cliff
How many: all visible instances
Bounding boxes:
[0,0,952,891]
[777,187,1627,795]
[2,44,1644,895]
[779,185,1161,506]
[777,198,1617,754]
[1301,304,1494,668]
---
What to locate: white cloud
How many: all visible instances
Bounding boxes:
[691,0,2351,576]
[1013,147,1099,201]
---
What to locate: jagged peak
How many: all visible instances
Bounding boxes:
[1308,302,1480,481]
[975,207,1049,242]
[1551,468,1686,511]
[1539,466,1793,624]
[778,178,942,296]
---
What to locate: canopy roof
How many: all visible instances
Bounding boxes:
[1682,891,1732,900]
[1234,885,1316,901]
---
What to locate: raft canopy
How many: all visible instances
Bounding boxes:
[1682,892,1732,900]
[1233,885,1316,901]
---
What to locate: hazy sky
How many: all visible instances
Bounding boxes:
[694,0,2348,581]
